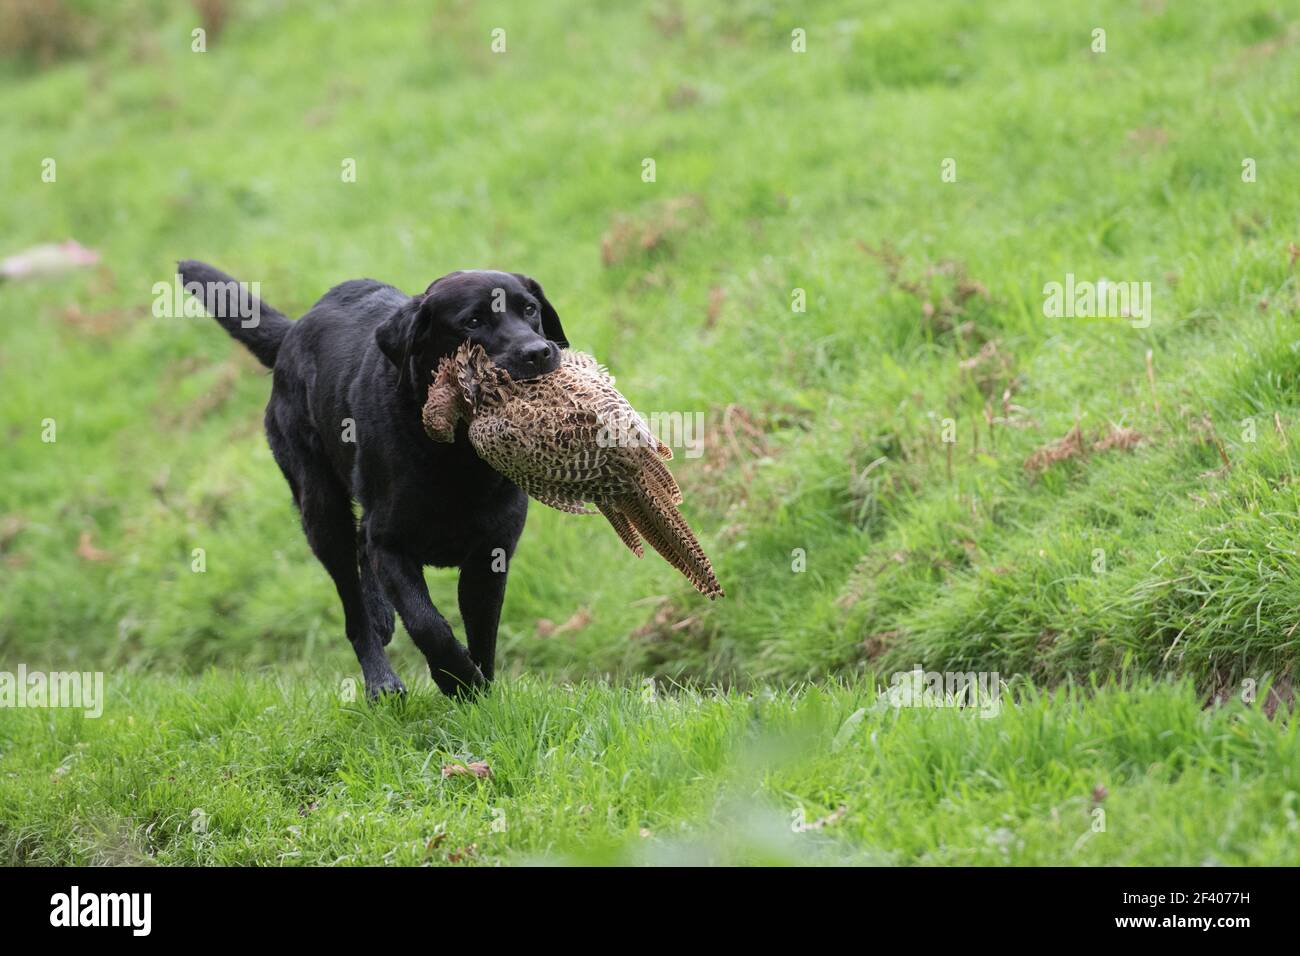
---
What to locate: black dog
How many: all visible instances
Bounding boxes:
[178,261,567,699]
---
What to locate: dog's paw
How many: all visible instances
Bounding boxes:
[365,674,407,701]
[430,659,487,701]
[451,672,490,702]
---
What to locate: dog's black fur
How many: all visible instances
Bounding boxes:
[178,261,568,699]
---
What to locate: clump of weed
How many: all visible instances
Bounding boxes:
[858,242,992,342]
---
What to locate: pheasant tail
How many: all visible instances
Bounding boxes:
[617,487,724,599]
[597,503,644,557]
[638,453,683,506]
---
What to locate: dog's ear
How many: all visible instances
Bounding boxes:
[376,273,464,394]
[514,274,568,348]
[374,297,428,394]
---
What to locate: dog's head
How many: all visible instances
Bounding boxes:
[375,270,567,398]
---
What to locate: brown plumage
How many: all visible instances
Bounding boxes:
[421,343,724,599]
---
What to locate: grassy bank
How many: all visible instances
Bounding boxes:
[4,0,1299,686]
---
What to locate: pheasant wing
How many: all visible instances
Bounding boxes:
[468,402,640,513]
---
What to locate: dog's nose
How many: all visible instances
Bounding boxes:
[522,342,556,371]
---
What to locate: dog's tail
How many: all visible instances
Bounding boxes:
[177,260,292,368]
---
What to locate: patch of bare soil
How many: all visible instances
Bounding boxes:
[1206,671,1294,718]
[862,628,903,660]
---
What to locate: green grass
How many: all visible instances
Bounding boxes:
[3,675,1297,866]
[1,0,1298,864]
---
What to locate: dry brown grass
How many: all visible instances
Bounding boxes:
[194,0,232,43]
[0,0,91,64]
[535,606,592,638]
[1024,423,1148,476]
[1092,424,1146,453]
[600,196,707,268]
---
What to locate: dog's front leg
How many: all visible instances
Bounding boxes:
[369,543,485,697]
[458,550,510,681]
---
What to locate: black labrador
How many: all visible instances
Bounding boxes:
[177,260,567,699]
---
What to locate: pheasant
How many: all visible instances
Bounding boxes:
[421,342,724,599]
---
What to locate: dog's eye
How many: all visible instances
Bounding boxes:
[524,302,537,317]
[465,315,481,329]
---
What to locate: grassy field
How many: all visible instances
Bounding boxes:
[4,674,1298,866]
[2,0,1299,865]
